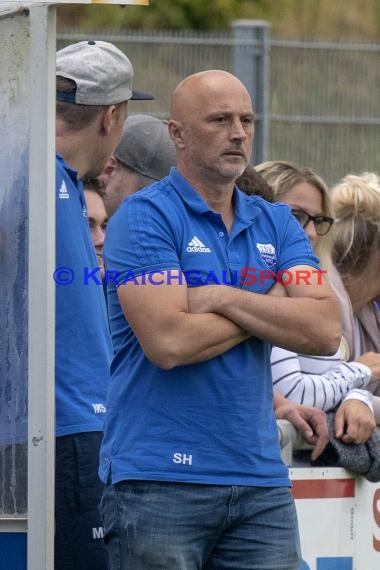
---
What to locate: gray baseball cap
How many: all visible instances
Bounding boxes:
[56,40,154,105]
[114,114,177,182]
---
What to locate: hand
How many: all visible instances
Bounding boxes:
[355,352,380,383]
[274,392,328,460]
[187,285,221,314]
[188,281,287,314]
[335,399,376,444]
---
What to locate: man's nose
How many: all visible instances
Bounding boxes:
[230,119,247,140]
[93,226,105,247]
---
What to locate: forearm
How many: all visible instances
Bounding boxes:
[119,276,250,370]
[272,348,372,411]
[157,311,249,368]
[211,287,340,355]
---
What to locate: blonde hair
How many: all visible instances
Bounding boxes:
[331,172,380,278]
[255,160,333,265]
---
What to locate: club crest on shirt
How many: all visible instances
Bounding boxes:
[256,243,277,268]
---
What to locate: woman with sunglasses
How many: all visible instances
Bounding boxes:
[255,161,379,442]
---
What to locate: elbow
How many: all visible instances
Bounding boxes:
[306,325,341,356]
[148,355,178,370]
[322,301,342,355]
[320,331,341,356]
[137,323,189,370]
[143,342,181,370]
[323,313,342,355]
[307,302,342,356]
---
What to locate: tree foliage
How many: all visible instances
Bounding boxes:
[58,0,265,31]
[57,0,380,40]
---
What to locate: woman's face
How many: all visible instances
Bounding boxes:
[280,182,324,248]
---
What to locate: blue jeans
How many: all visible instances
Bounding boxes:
[101,481,301,570]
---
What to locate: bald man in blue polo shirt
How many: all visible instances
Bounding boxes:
[100,70,341,570]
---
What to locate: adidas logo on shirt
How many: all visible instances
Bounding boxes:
[58,180,70,199]
[186,236,211,253]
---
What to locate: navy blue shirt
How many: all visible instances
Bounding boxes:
[100,168,319,486]
[55,156,112,436]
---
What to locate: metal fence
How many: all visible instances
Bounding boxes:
[57,22,380,185]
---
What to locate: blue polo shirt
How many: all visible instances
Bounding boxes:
[55,156,112,437]
[100,167,319,486]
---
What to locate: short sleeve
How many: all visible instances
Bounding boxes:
[275,206,320,273]
[104,191,181,286]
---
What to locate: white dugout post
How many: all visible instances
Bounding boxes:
[0,2,148,569]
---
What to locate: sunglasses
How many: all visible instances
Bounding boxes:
[291,209,334,236]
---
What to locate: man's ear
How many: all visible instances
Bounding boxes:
[168,119,185,149]
[98,155,118,186]
[100,105,116,136]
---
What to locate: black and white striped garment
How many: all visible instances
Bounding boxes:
[271,346,372,411]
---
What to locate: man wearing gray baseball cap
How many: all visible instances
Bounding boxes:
[99,114,177,217]
[55,40,153,570]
